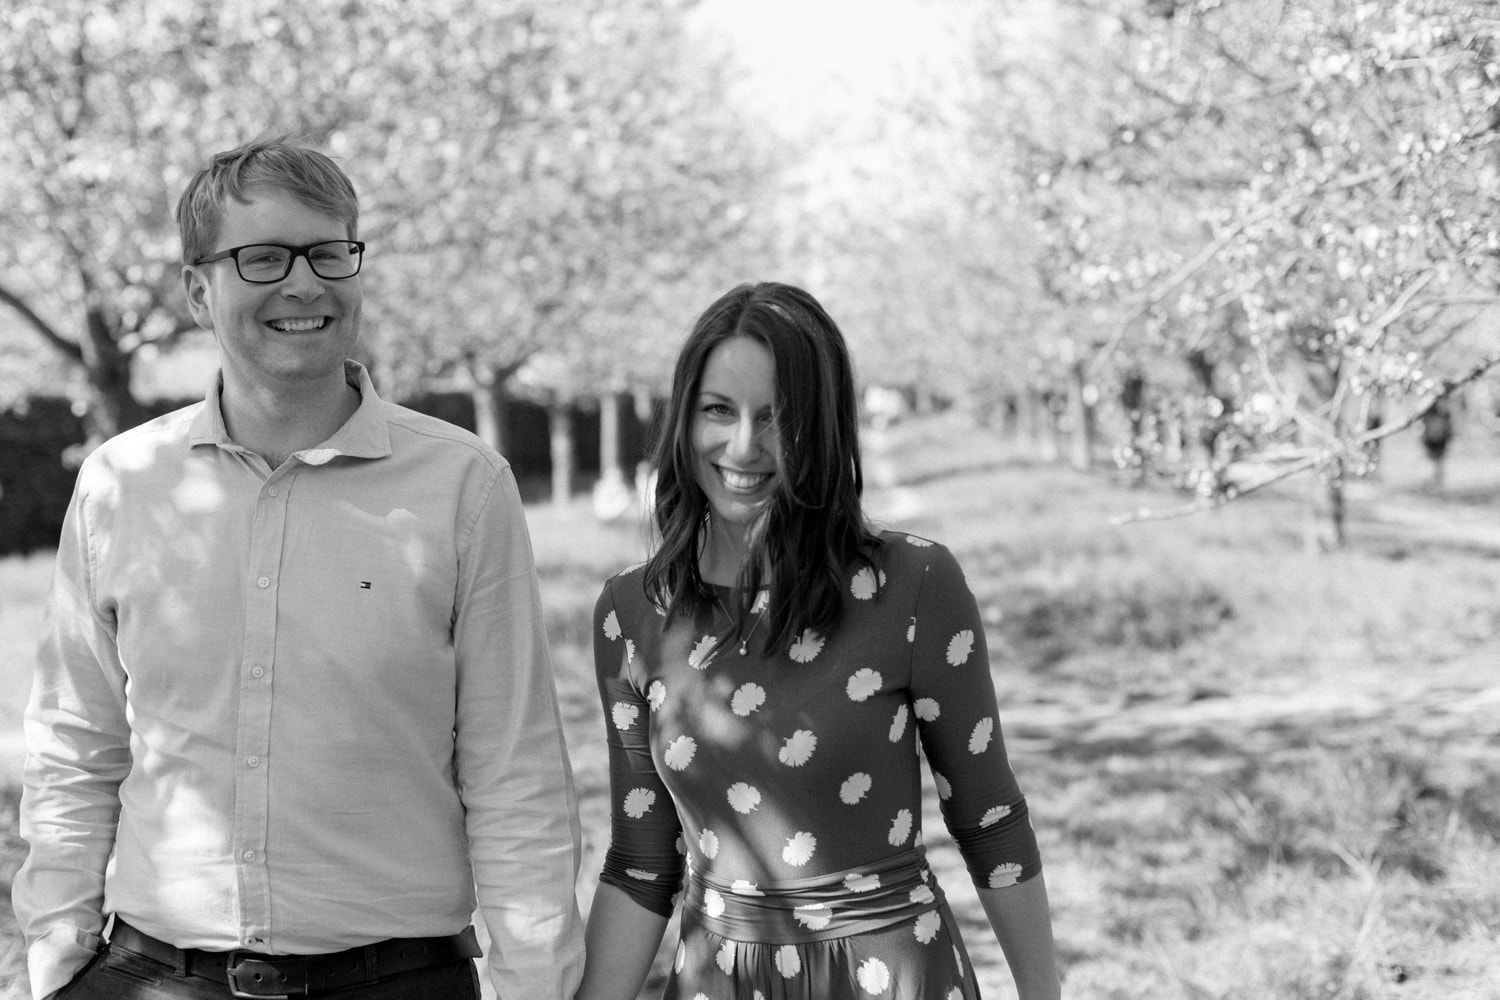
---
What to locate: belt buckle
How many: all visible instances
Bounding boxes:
[226,954,298,999]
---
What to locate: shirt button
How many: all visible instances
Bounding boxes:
[267,486,279,497]
[257,577,270,589]
[247,756,261,768]
[244,937,262,947]
[251,665,265,679]
[242,849,257,862]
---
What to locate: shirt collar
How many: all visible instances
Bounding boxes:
[187,361,393,464]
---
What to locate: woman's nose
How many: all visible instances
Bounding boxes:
[725,417,762,460]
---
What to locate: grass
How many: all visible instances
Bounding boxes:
[2,412,1499,999]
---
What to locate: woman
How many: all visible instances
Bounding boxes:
[577,282,1060,1000]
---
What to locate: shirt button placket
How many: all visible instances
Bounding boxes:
[235,473,291,942]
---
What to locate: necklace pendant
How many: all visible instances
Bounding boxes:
[739,639,748,655]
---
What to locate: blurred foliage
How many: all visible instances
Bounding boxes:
[4,0,1500,540]
[0,0,770,447]
[964,0,1500,544]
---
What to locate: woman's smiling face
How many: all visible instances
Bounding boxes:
[690,336,781,532]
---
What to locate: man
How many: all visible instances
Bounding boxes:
[13,138,585,999]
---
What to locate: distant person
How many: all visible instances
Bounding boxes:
[1421,397,1454,490]
[13,137,584,999]
[1363,404,1384,477]
[575,282,1061,1000]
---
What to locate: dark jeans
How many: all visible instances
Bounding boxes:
[55,944,481,1000]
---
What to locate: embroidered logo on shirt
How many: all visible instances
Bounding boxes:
[360,581,372,590]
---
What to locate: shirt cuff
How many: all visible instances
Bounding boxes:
[28,923,101,1000]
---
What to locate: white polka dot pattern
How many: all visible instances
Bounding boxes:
[590,532,1042,995]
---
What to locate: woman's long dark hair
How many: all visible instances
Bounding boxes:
[644,282,881,656]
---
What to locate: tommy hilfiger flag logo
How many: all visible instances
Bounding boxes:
[360,581,372,590]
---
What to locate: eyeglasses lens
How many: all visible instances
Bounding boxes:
[238,242,361,282]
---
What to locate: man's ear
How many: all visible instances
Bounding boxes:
[182,264,215,331]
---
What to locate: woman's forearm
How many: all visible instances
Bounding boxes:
[976,872,1062,1000]
[574,882,672,1000]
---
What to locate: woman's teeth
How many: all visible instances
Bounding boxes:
[719,467,770,490]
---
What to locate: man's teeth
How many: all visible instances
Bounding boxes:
[269,317,327,332]
[720,468,769,490]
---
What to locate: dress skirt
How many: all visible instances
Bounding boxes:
[662,849,982,1000]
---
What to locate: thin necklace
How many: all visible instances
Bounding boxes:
[738,604,766,656]
[714,589,768,656]
[702,514,767,655]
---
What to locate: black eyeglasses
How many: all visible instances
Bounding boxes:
[193,241,366,283]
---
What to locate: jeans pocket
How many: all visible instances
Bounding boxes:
[51,947,108,999]
[98,948,170,988]
[56,946,171,997]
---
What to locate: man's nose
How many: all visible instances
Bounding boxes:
[280,254,325,298]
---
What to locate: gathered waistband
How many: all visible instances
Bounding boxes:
[682,847,947,944]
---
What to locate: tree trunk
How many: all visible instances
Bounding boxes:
[463,363,511,457]
[1305,460,1348,552]
[592,391,635,520]
[82,307,150,447]
[1040,389,1064,464]
[599,391,624,486]
[1066,362,1094,471]
[997,393,1021,441]
[1119,371,1147,486]
[1014,388,1037,451]
[549,403,574,503]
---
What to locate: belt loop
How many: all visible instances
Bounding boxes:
[173,946,188,978]
[363,944,379,985]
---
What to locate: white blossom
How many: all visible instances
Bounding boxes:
[841,773,873,804]
[779,729,817,766]
[664,735,697,771]
[846,668,882,702]
[783,831,816,866]
[624,787,655,818]
[946,629,975,666]
[731,682,767,716]
[969,717,994,755]
[789,629,826,662]
[857,958,891,994]
[728,783,762,814]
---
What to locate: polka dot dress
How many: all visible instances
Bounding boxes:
[593,533,1042,999]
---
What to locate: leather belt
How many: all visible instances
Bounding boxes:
[109,919,481,998]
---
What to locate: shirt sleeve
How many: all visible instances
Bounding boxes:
[13,472,130,1000]
[592,580,684,917]
[908,542,1043,891]
[451,465,585,999]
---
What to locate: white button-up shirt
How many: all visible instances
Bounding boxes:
[14,364,584,999]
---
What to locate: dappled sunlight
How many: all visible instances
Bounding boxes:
[167,462,231,514]
[118,774,237,918]
[544,413,1500,997]
[6,412,1500,998]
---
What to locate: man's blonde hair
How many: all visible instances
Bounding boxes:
[176,136,359,264]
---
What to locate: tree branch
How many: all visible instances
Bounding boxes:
[1110,351,1500,526]
[0,283,82,363]
[1357,352,1500,446]
[1109,451,1322,525]
[1089,162,1398,373]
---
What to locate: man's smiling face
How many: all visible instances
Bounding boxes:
[183,185,362,393]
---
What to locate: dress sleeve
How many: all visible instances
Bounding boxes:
[908,542,1043,890]
[593,580,684,917]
